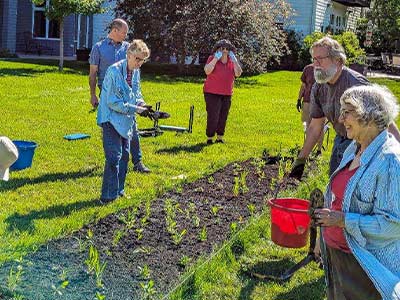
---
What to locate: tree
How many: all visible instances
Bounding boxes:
[116,0,293,74]
[356,0,400,53]
[32,0,105,71]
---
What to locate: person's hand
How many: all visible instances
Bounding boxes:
[229,51,237,62]
[289,158,306,180]
[314,208,345,227]
[90,95,99,108]
[296,99,302,112]
[137,107,154,120]
[214,51,222,60]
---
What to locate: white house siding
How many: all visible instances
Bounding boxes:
[314,0,331,32]
[286,0,315,37]
[346,6,362,31]
[91,0,116,46]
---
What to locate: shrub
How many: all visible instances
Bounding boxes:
[300,31,365,66]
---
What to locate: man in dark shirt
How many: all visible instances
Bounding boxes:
[89,19,150,173]
[290,37,400,179]
[297,63,324,155]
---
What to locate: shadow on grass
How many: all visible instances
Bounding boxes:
[4,198,101,234]
[156,142,209,154]
[238,259,326,300]
[273,276,325,300]
[1,168,99,192]
[0,59,89,76]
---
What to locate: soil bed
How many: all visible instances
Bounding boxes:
[0,156,299,300]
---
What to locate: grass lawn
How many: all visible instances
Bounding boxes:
[0,59,399,299]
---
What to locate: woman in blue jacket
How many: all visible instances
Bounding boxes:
[97,39,150,203]
[314,85,400,300]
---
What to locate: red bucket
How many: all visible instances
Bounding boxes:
[267,198,311,248]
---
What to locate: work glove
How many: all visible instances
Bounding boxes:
[289,158,306,180]
[137,107,154,120]
[296,99,302,112]
[229,51,237,62]
[214,51,222,60]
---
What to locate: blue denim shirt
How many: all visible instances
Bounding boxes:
[97,59,145,139]
[323,130,400,300]
[89,37,129,87]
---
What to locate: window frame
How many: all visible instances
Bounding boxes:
[32,0,60,40]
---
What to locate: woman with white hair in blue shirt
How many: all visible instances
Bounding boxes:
[97,39,151,204]
[314,84,400,300]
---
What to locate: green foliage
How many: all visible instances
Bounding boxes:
[301,31,365,65]
[356,0,400,53]
[116,0,294,74]
[32,0,104,20]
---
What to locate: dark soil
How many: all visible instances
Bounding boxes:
[0,156,299,300]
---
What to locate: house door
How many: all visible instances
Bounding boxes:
[74,15,89,50]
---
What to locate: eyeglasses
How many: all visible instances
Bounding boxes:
[135,56,148,63]
[220,46,230,51]
[339,109,355,119]
[311,55,330,64]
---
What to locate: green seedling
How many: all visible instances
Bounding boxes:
[211,206,220,216]
[138,264,151,280]
[112,229,126,246]
[178,255,192,268]
[85,245,107,288]
[118,207,138,229]
[172,229,187,245]
[192,215,200,227]
[247,203,256,216]
[233,176,240,197]
[96,292,106,300]
[207,176,215,184]
[139,279,157,300]
[7,264,23,293]
[230,222,238,236]
[136,228,144,240]
[199,226,207,241]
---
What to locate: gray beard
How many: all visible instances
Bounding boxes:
[314,65,338,83]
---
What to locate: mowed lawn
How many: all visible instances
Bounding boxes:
[0,59,399,299]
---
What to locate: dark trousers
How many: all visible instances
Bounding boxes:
[204,92,232,138]
[326,246,380,300]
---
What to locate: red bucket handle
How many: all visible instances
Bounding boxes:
[267,198,310,214]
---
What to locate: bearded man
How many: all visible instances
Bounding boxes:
[290,37,400,179]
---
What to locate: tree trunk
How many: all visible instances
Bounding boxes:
[59,19,64,72]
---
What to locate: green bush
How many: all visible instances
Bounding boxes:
[0,48,17,58]
[300,31,365,66]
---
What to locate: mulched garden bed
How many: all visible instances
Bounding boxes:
[0,155,299,300]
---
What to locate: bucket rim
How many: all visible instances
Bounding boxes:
[12,140,38,148]
[267,197,310,213]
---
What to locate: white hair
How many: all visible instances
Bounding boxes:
[340,84,399,131]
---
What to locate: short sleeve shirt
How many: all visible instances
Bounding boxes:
[89,37,129,87]
[300,64,315,103]
[203,56,236,96]
[310,67,369,137]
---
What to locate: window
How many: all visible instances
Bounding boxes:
[32,0,59,39]
[330,14,335,25]
[336,16,341,28]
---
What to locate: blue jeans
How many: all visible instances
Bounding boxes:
[101,122,130,200]
[130,125,142,165]
[329,135,352,175]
